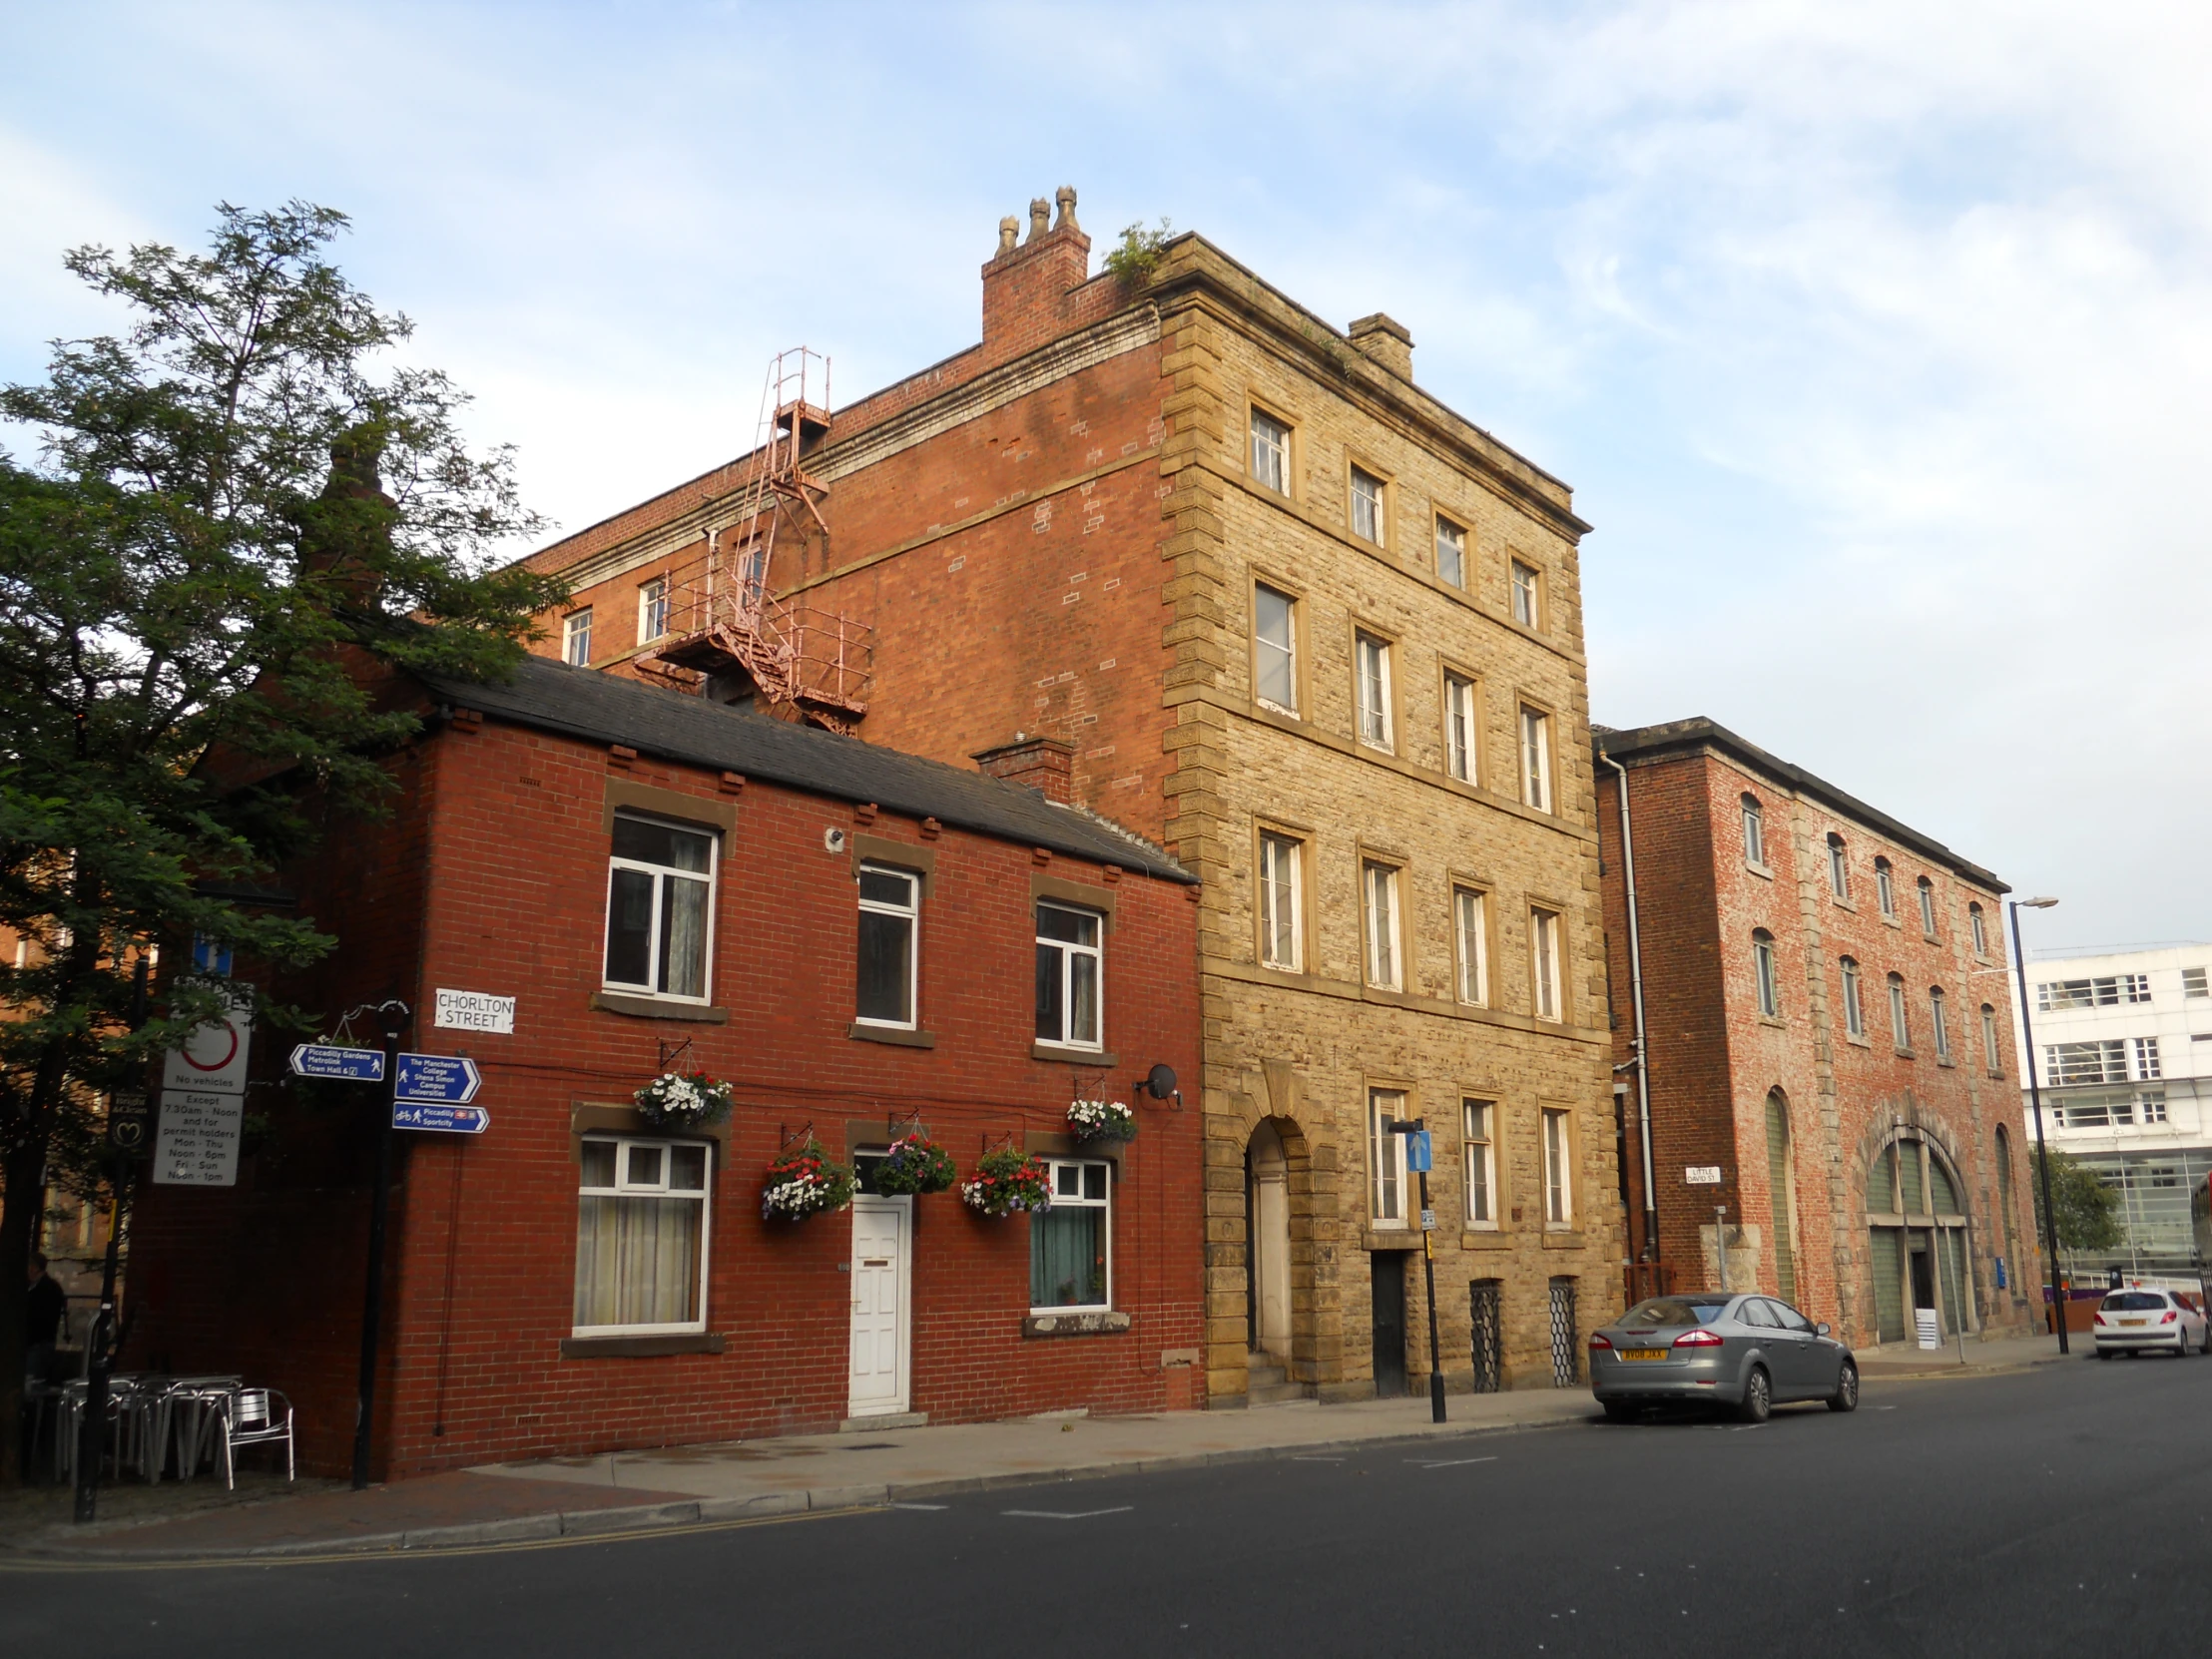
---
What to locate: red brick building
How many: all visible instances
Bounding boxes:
[1595,719,2041,1349]
[127,656,1202,1478]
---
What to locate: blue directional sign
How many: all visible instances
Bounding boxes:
[288,1043,386,1082]
[1403,1129,1433,1173]
[394,1052,482,1105]
[393,1101,490,1135]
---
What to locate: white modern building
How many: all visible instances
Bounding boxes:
[2016,944,2212,1274]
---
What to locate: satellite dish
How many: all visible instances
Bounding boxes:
[1144,1063,1177,1100]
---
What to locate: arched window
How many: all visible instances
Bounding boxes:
[1888,972,1911,1051]
[1917,875,1938,936]
[1764,1090,1799,1305]
[1753,930,1781,1017]
[1930,986,1951,1061]
[1968,901,1988,958]
[1827,833,1850,900]
[1980,1003,2001,1073]
[1840,956,1865,1038]
[1874,856,1896,918]
[1741,795,1766,866]
[1866,1133,1974,1343]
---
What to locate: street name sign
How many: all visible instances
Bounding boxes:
[289,1043,386,1081]
[1685,1165,1723,1185]
[394,1053,482,1105]
[153,1089,243,1186]
[434,988,515,1034]
[393,1101,490,1135]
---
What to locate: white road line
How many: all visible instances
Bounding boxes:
[1292,1455,1346,1462]
[1002,1506,1135,1520]
[1410,1455,1499,1469]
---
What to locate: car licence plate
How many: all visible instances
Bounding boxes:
[1623,1349,1669,1362]
[2121,1319,2146,1327]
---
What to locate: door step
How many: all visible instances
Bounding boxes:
[839,1411,927,1432]
[1245,1352,1314,1405]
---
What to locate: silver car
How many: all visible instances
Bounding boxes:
[1589,1293,1860,1423]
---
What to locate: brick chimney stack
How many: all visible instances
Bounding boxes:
[1348,312,1413,380]
[971,733,1075,803]
[981,186,1093,366]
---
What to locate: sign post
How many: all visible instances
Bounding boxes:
[1389,1118,1447,1424]
[352,1002,411,1491]
[75,957,151,1526]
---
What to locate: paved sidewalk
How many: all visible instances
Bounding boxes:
[6,1345,2069,1564]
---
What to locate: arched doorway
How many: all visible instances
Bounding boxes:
[1764,1089,1800,1306]
[1247,1120,1292,1359]
[1867,1132,1974,1344]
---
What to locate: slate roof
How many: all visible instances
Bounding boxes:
[417,654,1195,883]
[1593,717,2006,892]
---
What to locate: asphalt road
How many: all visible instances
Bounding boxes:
[8,1352,2209,1658]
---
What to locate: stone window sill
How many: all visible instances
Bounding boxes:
[1745,860,1774,882]
[560,1333,725,1359]
[1847,1033,1873,1048]
[1541,1230,1585,1250]
[1033,1043,1115,1066]
[1460,1229,1510,1251]
[1758,1015,1787,1030]
[1363,1230,1417,1251]
[1881,915,1903,929]
[1895,1046,1917,1060]
[591,992,730,1024]
[1023,1310,1130,1338]
[1831,898,1857,913]
[851,1023,937,1049]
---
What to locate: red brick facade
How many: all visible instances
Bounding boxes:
[127,676,1203,1479]
[1596,721,2040,1348]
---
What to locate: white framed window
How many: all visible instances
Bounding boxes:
[1444,673,1478,783]
[2037,974,2151,1011]
[1888,973,1911,1050]
[2185,967,2208,998]
[1980,1003,2001,1072]
[1917,876,1938,936]
[1250,408,1292,494]
[1840,956,1865,1038]
[1741,795,1765,866]
[1531,906,1563,1021]
[2134,1036,2163,1080]
[1363,860,1402,990]
[1519,706,1553,812]
[854,863,920,1029]
[1031,1159,1111,1310]
[563,607,594,667]
[1434,516,1466,588]
[1969,902,1988,958]
[1356,633,1393,750]
[1541,1107,1573,1227]
[637,575,671,645]
[1035,901,1103,1049]
[1462,1099,1496,1228]
[1258,831,1303,971]
[1930,987,1951,1061]
[603,815,717,1001]
[1510,559,1541,628]
[1453,886,1488,1006]
[1254,584,1299,715]
[1350,465,1385,545]
[574,1136,711,1336]
[1829,836,1852,901]
[1753,930,1781,1018]
[1874,856,1895,917]
[1369,1088,1407,1227]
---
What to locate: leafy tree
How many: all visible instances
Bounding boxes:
[0,202,565,1476]
[2031,1146,2125,1262]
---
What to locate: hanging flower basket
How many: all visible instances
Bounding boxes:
[1066,1098,1137,1144]
[633,1069,735,1129]
[959,1148,1053,1217]
[871,1131,958,1196]
[762,1140,854,1222]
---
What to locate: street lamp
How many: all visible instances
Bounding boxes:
[2009,896,2067,1355]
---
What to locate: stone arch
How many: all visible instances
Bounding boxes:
[1209,1059,1330,1398]
[1856,1091,1977,1347]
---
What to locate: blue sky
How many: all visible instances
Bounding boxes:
[6,1,2208,952]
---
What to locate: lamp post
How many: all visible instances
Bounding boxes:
[2009,896,2066,1355]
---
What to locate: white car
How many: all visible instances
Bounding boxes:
[2091,1289,2209,1358]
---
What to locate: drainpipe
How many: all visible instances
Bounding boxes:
[1602,751,1660,1267]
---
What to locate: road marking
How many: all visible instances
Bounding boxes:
[1002,1506,1134,1520]
[1409,1455,1499,1469]
[1292,1455,1346,1462]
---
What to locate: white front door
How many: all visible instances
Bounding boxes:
[848,1197,911,1417]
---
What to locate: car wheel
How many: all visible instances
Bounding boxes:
[1737,1365,1772,1424]
[1827,1360,1860,1413]
[1602,1400,1639,1423]
[2096,1347,2113,1361]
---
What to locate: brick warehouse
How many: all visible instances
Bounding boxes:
[126,656,1203,1477]
[1594,719,2041,1350]
[524,187,1620,1400]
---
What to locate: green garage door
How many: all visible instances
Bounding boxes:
[1871,1228,1906,1344]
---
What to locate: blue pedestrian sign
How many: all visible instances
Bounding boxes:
[394,1052,482,1105]
[1403,1129,1433,1173]
[288,1043,386,1082]
[393,1101,490,1135]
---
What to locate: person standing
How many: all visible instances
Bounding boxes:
[25,1253,66,1383]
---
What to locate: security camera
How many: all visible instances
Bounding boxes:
[825,828,847,853]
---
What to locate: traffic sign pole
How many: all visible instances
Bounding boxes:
[75,957,150,1526]
[352,1002,410,1491]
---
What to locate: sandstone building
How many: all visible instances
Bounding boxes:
[1594,719,2041,1348]
[525,188,1619,1400]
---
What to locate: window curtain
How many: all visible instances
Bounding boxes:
[1031,1208,1105,1307]
[575,1195,701,1328]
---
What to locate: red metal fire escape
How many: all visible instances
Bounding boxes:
[637,348,873,734]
